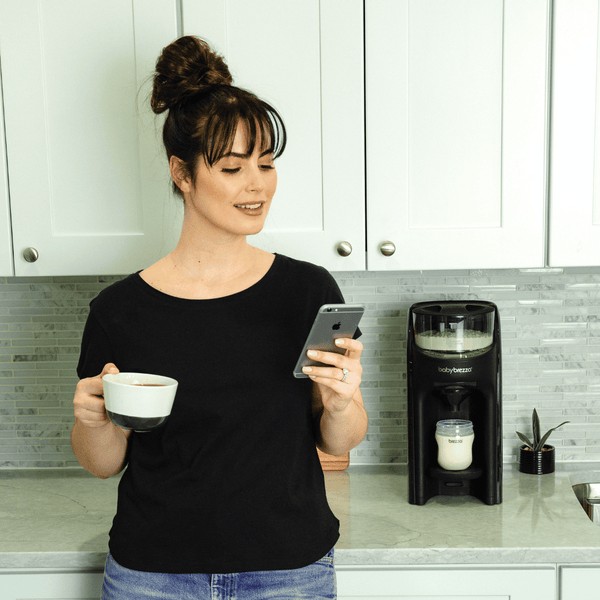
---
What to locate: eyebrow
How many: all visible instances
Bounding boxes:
[220,150,273,159]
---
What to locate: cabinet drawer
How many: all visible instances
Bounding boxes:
[336,565,556,599]
[0,571,104,600]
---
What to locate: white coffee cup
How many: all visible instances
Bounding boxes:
[102,372,178,432]
[435,419,474,471]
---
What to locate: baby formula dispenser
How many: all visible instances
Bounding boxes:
[407,301,502,505]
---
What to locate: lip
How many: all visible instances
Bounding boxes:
[234,202,265,216]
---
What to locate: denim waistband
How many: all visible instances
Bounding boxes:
[101,548,336,600]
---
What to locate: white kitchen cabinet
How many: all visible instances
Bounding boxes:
[0,68,13,277]
[336,565,556,600]
[182,0,366,271]
[1,0,586,276]
[0,570,103,599]
[0,0,182,277]
[549,0,600,267]
[365,0,550,271]
[560,565,600,599]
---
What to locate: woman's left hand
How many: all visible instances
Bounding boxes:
[302,338,363,413]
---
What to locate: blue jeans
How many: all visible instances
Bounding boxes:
[101,548,336,599]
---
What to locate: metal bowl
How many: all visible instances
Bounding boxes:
[572,482,600,524]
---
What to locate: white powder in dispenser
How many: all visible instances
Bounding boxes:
[435,420,474,470]
[417,330,492,353]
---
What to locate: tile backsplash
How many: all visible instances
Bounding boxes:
[1,266,600,468]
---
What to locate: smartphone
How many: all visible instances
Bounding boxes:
[293,304,365,378]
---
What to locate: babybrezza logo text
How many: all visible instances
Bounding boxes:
[438,366,473,374]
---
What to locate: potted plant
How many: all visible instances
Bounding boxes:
[516,409,569,475]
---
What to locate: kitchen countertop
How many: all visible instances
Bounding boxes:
[1,464,599,570]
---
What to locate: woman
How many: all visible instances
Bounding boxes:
[71,35,368,599]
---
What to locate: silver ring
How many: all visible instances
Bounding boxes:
[341,368,349,382]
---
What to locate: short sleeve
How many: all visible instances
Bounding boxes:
[76,309,114,379]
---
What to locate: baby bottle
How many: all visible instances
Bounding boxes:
[435,420,474,471]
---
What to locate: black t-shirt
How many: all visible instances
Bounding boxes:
[76,253,353,573]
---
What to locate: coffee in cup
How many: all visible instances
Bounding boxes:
[102,372,178,432]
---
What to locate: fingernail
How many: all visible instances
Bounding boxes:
[303,367,312,373]
[307,350,317,357]
[336,339,345,345]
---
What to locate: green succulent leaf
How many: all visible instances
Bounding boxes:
[535,421,570,452]
[532,408,541,446]
[516,431,533,449]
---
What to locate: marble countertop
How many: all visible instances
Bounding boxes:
[1,464,599,570]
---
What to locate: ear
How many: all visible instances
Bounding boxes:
[169,156,192,194]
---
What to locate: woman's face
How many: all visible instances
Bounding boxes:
[177,123,278,238]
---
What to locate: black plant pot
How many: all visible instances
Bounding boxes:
[518,445,555,475]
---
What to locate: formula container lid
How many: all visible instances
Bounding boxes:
[436,419,474,437]
[412,301,494,318]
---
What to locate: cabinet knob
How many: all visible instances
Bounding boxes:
[336,241,353,257]
[380,241,396,257]
[22,247,39,263]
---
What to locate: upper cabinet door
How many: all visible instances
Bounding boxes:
[366,0,550,271]
[550,0,600,267]
[0,70,14,277]
[182,0,366,271]
[0,0,182,276]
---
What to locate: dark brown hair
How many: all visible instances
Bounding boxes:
[151,36,286,197]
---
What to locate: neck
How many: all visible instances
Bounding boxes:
[170,234,254,282]
[140,219,273,299]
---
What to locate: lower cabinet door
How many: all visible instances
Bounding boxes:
[560,565,600,600]
[336,565,556,600]
[0,571,104,600]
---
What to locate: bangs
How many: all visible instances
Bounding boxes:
[200,90,286,167]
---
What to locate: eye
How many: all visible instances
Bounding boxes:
[221,168,241,174]
[260,164,275,171]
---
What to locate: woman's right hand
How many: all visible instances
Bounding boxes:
[73,363,119,428]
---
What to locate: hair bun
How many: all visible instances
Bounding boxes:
[151,36,233,114]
